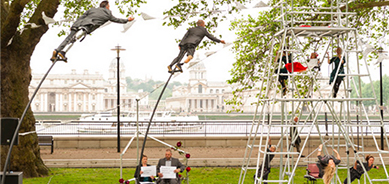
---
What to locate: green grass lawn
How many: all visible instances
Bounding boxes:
[23,166,389,184]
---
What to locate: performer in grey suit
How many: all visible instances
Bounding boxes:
[168,19,225,73]
[157,149,185,184]
[51,0,134,62]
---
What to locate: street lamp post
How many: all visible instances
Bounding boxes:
[380,60,384,150]
[378,48,387,150]
[111,45,126,153]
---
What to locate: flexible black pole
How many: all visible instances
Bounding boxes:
[380,62,384,150]
[1,60,58,184]
[111,45,125,153]
[135,72,174,182]
[117,55,121,153]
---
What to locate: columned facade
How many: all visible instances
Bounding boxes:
[166,57,232,113]
[29,61,148,113]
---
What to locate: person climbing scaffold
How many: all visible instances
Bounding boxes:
[168,19,225,73]
[329,47,346,98]
[50,0,134,62]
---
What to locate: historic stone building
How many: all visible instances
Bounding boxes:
[29,60,148,113]
[165,57,232,113]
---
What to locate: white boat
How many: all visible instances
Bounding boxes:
[79,111,199,122]
[76,111,202,134]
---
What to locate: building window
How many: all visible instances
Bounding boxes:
[222,89,225,93]
[200,100,203,108]
[216,89,219,93]
[210,89,213,93]
[198,85,202,93]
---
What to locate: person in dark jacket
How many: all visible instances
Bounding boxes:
[288,117,305,157]
[274,48,292,96]
[343,155,379,184]
[317,144,341,184]
[157,149,185,184]
[51,0,134,62]
[254,137,276,184]
[134,155,156,182]
[328,47,346,98]
[168,19,225,73]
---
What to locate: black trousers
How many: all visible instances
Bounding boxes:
[343,169,361,184]
[56,29,79,52]
[255,168,270,184]
[169,44,196,66]
[333,77,343,96]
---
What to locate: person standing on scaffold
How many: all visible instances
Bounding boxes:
[328,47,346,98]
[168,19,225,73]
[51,0,134,62]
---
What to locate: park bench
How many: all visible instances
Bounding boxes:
[38,135,54,154]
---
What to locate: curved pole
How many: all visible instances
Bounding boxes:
[1,60,58,184]
[135,72,174,182]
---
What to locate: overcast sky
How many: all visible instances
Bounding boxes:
[30,0,388,85]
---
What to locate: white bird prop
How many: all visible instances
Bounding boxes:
[121,20,136,33]
[205,51,217,57]
[235,2,248,10]
[250,26,264,32]
[42,12,56,25]
[362,43,374,60]
[141,12,157,20]
[253,1,268,8]
[375,52,389,65]
[223,42,233,48]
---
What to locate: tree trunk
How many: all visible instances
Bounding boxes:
[1,0,59,178]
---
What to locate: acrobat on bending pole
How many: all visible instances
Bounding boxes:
[51,0,134,62]
[168,19,226,73]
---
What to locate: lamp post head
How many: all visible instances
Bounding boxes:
[111,45,126,57]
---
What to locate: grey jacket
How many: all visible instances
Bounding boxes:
[157,157,185,178]
[72,7,128,33]
[179,26,221,47]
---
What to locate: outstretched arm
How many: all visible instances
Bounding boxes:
[204,29,222,43]
[108,11,130,24]
[317,144,323,157]
[333,149,341,161]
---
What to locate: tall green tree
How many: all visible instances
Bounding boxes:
[1,0,250,177]
[351,75,389,107]
[226,0,389,112]
[0,0,145,177]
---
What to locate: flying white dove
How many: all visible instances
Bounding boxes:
[223,42,233,48]
[19,23,41,34]
[42,12,56,25]
[205,51,217,57]
[362,43,374,60]
[141,12,157,20]
[235,2,247,10]
[253,1,268,8]
[375,52,389,65]
[250,26,264,32]
[121,20,136,33]
[7,36,14,46]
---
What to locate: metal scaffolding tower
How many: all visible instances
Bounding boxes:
[238,1,389,183]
